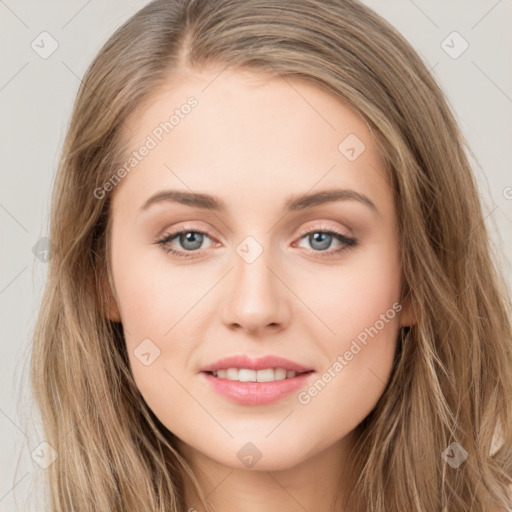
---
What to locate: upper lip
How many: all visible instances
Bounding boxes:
[200,355,314,373]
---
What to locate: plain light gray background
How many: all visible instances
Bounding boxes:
[1,1,511,510]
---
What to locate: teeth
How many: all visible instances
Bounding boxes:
[226,368,238,380]
[239,369,256,382]
[274,368,287,380]
[256,368,275,382]
[211,367,298,382]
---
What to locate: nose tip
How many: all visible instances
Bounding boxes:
[221,256,289,334]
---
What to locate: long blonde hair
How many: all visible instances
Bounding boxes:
[29,0,512,510]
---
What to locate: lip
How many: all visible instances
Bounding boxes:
[201,371,316,405]
[200,354,314,373]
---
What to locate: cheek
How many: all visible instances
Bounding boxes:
[110,247,192,404]
[110,235,195,338]
[110,237,209,391]
[294,240,402,406]
[299,237,402,341]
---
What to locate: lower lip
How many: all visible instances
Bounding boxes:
[201,371,315,405]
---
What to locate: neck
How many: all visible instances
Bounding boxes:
[175,431,359,512]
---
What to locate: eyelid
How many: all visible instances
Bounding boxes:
[294,221,352,239]
[154,220,214,239]
[156,219,351,244]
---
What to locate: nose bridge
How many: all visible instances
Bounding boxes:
[233,234,278,302]
[221,233,288,331]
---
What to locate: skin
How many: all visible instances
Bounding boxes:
[106,66,415,512]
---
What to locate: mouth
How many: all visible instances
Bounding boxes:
[200,367,316,405]
[204,368,315,382]
[199,354,316,404]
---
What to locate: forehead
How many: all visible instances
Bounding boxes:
[123,66,375,154]
[112,66,391,219]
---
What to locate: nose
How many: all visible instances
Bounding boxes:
[220,246,290,335]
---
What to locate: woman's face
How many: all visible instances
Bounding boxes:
[107,66,413,472]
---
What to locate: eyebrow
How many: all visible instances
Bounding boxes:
[140,188,378,214]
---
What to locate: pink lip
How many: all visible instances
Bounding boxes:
[199,354,314,373]
[201,371,315,405]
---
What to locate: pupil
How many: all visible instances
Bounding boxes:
[181,232,202,250]
[310,232,331,251]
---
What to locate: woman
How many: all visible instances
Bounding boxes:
[30,0,512,510]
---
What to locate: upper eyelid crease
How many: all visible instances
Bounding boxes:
[140,188,379,215]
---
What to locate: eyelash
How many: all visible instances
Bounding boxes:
[155,223,358,260]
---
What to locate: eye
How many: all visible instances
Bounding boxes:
[293,224,357,258]
[155,223,358,260]
[155,227,216,260]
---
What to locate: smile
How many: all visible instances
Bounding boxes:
[208,367,310,382]
[201,369,315,405]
